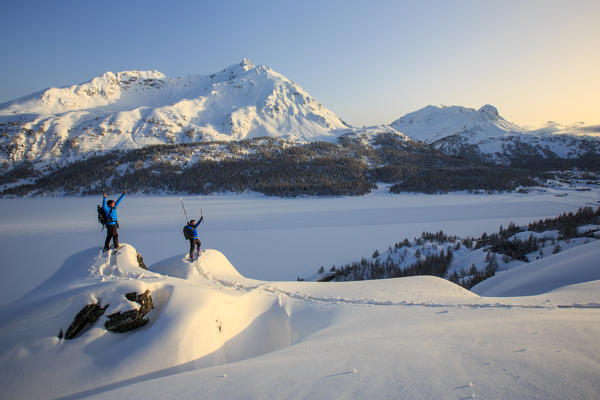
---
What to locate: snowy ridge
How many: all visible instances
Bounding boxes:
[0,59,349,165]
[1,240,599,399]
[0,69,168,115]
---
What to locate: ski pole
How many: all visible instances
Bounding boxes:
[180,198,190,223]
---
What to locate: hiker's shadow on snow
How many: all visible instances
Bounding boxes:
[56,303,335,400]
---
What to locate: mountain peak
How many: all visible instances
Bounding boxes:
[239,58,255,71]
[478,104,499,117]
[390,104,521,143]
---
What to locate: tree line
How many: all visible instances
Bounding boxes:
[320,206,599,289]
[2,133,551,197]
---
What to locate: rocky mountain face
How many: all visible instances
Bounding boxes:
[0,59,350,169]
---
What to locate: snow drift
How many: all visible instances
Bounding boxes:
[0,243,599,399]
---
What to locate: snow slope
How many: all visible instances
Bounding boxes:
[472,239,600,297]
[1,242,599,400]
[0,59,349,165]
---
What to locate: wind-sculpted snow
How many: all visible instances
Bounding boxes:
[0,243,599,399]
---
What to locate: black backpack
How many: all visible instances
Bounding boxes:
[183,224,193,240]
[98,205,116,229]
[97,205,108,227]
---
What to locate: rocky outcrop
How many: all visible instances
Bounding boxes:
[62,290,153,339]
[104,290,153,333]
[136,252,147,270]
[64,303,109,340]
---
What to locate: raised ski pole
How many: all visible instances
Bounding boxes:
[180,198,190,223]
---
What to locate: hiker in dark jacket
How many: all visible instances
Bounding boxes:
[103,189,126,251]
[185,217,203,260]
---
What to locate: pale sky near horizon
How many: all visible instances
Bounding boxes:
[0,0,598,128]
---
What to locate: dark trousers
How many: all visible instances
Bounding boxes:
[104,224,119,250]
[189,238,201,258]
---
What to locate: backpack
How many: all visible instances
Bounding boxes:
[97,205,108,226]
[183,224,193,240]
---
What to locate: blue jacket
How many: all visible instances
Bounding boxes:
[186,218,202,239]
[102,193,125,225]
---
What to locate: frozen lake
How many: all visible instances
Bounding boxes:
[1,186,598,304]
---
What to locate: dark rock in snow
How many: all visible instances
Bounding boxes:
[65,303,109,340]
[105,290,153,333]
[316,272,337,282]
[136,252,147,270]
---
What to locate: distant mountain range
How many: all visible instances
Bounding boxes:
[1,58,599,171]
[390,104,600,165]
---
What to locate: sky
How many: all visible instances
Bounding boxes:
[0,0,598,128]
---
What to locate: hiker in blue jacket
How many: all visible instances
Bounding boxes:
[185,217,203,260]
[103,189,126,251]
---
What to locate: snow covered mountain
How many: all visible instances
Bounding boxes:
[2,59,598,172]
[390,104,521,143]
[0,59,350,166]
[390,105,600,164]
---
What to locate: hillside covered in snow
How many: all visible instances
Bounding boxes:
[0,239,598,399]
[320,206,600,290]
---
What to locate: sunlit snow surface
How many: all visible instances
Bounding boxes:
[1,187,599,399]
[0,235,599,399]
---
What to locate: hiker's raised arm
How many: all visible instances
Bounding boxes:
[114,192,126,207]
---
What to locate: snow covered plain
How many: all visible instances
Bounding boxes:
[1,185,599,305]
